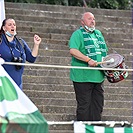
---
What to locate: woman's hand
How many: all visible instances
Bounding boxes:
[34,34,42,46]
[32,34,42,57]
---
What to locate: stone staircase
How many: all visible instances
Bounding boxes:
[5,2,133,133]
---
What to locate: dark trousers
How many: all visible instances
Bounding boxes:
[73,81,104,121]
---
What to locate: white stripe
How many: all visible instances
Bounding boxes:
[114,127,124,133]
[0,0,5,27]
[74,122,85,133]
[0,65,38,116]
[0,65,7,77]
[96,52,101,54]
[0,99,38,116]
[94,126,105,133]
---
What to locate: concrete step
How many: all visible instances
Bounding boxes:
[14,25,132,41]
[17,36,133,65]
[15,20,78,30]
[108,43,132,50]
[24,90,75,99]
[28,100,132,119]
[104,93,132,101]
[6,8,131,24]
[43,113,132,122]
[23,82,132,94]
[49,124,73,133]
[35,56,71,65]
[25,90,132,103]
[30,98,76,107]
[19,39,133,53]
[21,38,68,46]
[23,83,73,92]
[17,31,70,41]
[6,8,81,19]
[15,26,73,36]
[6,14,79,25]
[38,49,70,58]
[5,19,131,35]
[103,108,132,118]
[38,48,132,59]
[24,86,132,108]
[104,86,132,94]
[15,25,132,42]
[23,92,132,122]
[24,68,70,77]
[17,34,132,48]
[102,115,132,122]
[104,101,132,108]
[23,67,132,81]
[5,2,131,18]
[39,105,75,115]
[104,79,132,87]
[22,74,132,86]
[42,113,75,121]
[26,97,132,111]
[44,107,132,122]
[103,33,132,43]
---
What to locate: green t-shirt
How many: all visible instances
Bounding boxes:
[69,28,108,83]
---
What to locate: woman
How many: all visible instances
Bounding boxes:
[0,18,42,90]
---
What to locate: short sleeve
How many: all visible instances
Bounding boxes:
[69,29,83,50]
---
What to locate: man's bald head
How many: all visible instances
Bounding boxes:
[81,12,95,29]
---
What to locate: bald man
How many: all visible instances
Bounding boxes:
[69,12,108,121]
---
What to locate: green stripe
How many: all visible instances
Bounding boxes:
[4,111,48,133]
[86,125,95,133]
[0,117,8,133]
[0,76,18,101]
[124,127,133,133]
[105,127,113,133]
[85,125,133,133]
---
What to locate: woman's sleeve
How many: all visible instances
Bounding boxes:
[21,39,36,63]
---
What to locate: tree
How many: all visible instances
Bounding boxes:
[82,0,132,10]
[4,0,132,10]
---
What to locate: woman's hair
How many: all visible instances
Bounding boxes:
[0,18,8,36]
[0,18,16,36]
[0,19,8,42]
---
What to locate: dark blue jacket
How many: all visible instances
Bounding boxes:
[0,34,36,89]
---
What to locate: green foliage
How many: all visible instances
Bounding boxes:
[5,0,132,10]
[5,0,36,3]
[87,0,132,9]
[93,0,119,9]
[37,0,65,4]
[117,0,132,9]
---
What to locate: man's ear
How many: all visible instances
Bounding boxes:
[81,20,84,26]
